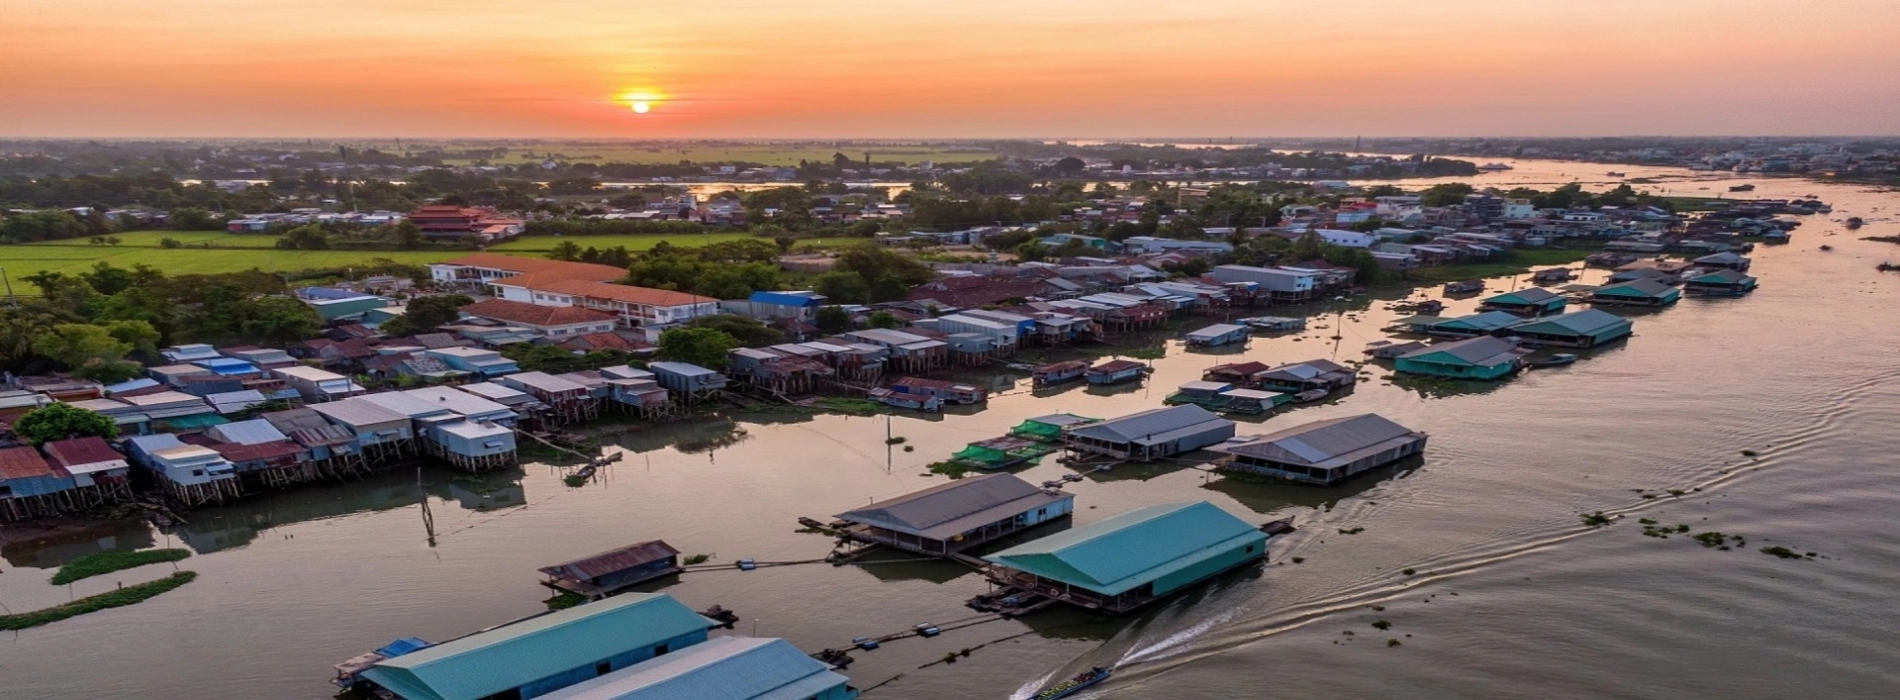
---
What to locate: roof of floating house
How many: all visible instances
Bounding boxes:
[533,636,849,700]
[1213,414,1425,469]
[1187,323,1246,339]
[1397,336,1527,366]
[360,593,714,700]
[1483,288,1562,305]
[1065,405,1230,446]
[983,501,1262,596]
[1255,360,1352,383]
[1688,269,1756,284]
[503,371,593,393]
[835,473,1070,541]
[1593,278,1675,297]
[538,540,680,582]
[308,398,410,427]
[1505,309,1632,336]
[1430,310,1525,332]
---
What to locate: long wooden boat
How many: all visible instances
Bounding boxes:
[1029,668,1112,700]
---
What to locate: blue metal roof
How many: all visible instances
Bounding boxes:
[301,286,370,300]
[748,291,820,307]
[984,501,1264,596]
[361,593,713,700]
[193,357,260,375]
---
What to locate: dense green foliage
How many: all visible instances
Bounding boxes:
[655,326,739,369]
[12,403,119,445]
[0,572,198,631]
[378,294,473,337]
[50,549,193,585]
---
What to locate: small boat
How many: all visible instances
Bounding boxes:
[1606,171,1626,177]
[1442,280,1486,295]
[1529,353,1577,368]
[1845,217,1864,229]
[1478,162,1514,171]
[1291,388,1331,403]
[1030,667,1112,700]
[1729,184,1756,192]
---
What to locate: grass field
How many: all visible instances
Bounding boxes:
[0,230,868,277]
[450,143,999,167]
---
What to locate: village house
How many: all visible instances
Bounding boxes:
[428,253,627,290]
[1212,413,1428,486]
[1683,268,1759,296]
[1063,405,1235,461]
[1394,336,1531,379]
[539,540,683,600]
[981,501,1267,614]
[1589,279,1683,307]
[835,473,1073,556]
[532,636,860,700]
[1479,288,1568,317]
[459,299,620,338]
[1502,309,1634,348]
[407,205,525,242]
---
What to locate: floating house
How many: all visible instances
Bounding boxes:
[1086,360,1148,385]
[1442,279,1486,295]
[125,433,243,507]
[360,593,716,700]
[532,636,859,700]
[1479,288,1568,317]
[335,638,434,693]
[1502,309,1633,348]
[1212,413,1428,485]
[1010,414,1100,442]
[887,377,986,405]
[1202,361,1269,385]
[1364,339,1426,359]
[1589,279,1681,307]
[1394,336,1531,379]
[1415,310,1525,338]
[836,473,1073,556]
[981,501,1267,614]
[1185,323,1249,347]
[593,366,670,416]
[539,540,683,599]
[1215,388,1290,415]
[429,421,518,472]
[1031,360,1089,387]
[1683,269,1759,296]
[1165,380,1233,409]
[1252,360,1355,394]
[41,436,133,505]
[273,365,366,402]
[1692,251,1752,272]
[1063,405,1236,461]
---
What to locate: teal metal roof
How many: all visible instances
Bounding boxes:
[1434,310,1523,331]
[361,593,713,700]
[1484,288,1562,305]
[1506,309,1632,336]
[984,501,1264,596]
[535,636,849,700]
[1594,279,1674,297]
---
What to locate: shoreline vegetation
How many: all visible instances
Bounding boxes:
[49,548,192,585]
[0,572,199,631]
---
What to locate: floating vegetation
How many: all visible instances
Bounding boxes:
[1641,522,1692,539]
[1741,449,1759,457]
[926,461,971,480]
[814,398,884,416]
[562,474,589,488]
[902,445,915,452]
[682,553,713,565]
[50,549,191,585]
[0,572,197,631]
[1691,532,1734,548]
[1371,605,1385,612]
[885,436,907,445]
[1667,489,1687,497]
[1402,568,1417,576]
[544,592,585,610]
[1387,639,1403,647]
[1338,527,1366,535]
[1291,557,1305,564]
[1581,511,1613,528]
[1371,620,1392,631]
[1760,546,1810,560]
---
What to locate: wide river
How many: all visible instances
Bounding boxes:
[3,161,1897,699]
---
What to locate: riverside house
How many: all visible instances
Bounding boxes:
[1212,413,1428,485]
[981,501,1267,614]
[1394,336,1531,379]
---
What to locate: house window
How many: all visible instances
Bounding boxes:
[1246,544,1256,553]
[191,469,205,477]
[1037,508,1047,517]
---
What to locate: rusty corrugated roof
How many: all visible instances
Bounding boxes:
[537,540,679,582]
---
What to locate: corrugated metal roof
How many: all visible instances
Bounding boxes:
[984,501,1264,596]
[402,387,515,419]
[1215,414,1424,467]
[308,398,410,427]
[361,593,713,700]
[274,365,350,381]
[1507,309,1631,336]
[1068,405,1228,444]
[42,437,127,473]
[209,419,290,446]
[502,371,591,393]
[0,446,57,480]
[1399,336,1528,366]
[1596,278,1673,296]
[837,474,1071,540]
[647,362,718,378]
[538,540,680,582]
[457,382,531,402]
[1437,310,1525,331]
[356,391,458,419]
[532,636,846,700]
[262,408,330,433]
[435,420,512,439]
[1486,287,1561,305]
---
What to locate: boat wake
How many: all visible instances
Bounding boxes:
[1008,670,1057,700]
[1118,609,1236,666]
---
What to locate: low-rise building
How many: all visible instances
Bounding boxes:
[835,473,1073,555]
[1063,405,1235,461]
[460,299,620,338]
[1479,288,1568,317]
[1502,309,1634,348]
[982,501,1267,614]
[1589,279,1682,307]
[1394,336,1531,379]
[1212,413,1428,485]
[532,636,859,700]
[273,366,366,402]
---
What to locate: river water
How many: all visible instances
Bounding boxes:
[4,161,1897,699]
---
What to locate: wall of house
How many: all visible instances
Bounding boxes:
[1022,497,1075,528]
[516,629,710,699]
[1149,532,1267,597]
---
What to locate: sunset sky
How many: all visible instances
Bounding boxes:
[5,0,1898,138]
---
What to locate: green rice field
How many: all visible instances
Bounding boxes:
[0,231,864,278]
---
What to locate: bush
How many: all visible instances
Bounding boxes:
[50,549,192,585]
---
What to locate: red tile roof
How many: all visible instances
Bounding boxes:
[0,446,57,480]
[438,253,627,281]
[460,298,618,328]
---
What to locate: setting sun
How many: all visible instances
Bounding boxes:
[619,90,661,115]
[631,101,650,113]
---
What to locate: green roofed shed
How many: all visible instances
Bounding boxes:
[983,501,1265,613]
[361,593,714,700]
[1503,309,1633,348]
[1008,413,1099,442]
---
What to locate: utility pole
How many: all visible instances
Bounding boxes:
[0,267,15,308]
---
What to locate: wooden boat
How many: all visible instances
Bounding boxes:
[1032,360,1089,387]
[1030,667,1112,700]
[333,637,432,690]
[1260,516,1297,536]
[1729,184,1756,192]
[1442,280,1486,295]
[1529,353,1577,368]
[1845,217,1863,229]
[1291,388,1331,403]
